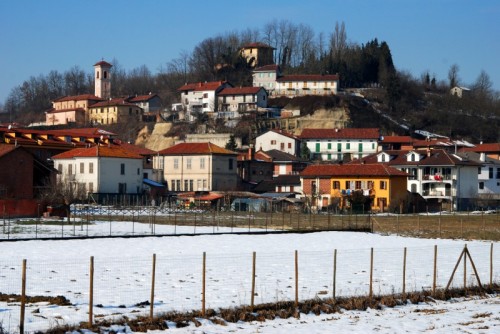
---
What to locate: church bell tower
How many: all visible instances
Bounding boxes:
[94,60,112,99]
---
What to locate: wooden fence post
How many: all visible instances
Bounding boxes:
[402,247,407,298]
[369,248,374,299]
[202,252,206,317]
[251,252,256,311]
[89,256,94,327]
[295,250,299,307]
[432,245,437,296]
[20,259,27,334]
[463,245,467,292]
[150,254,156,320]
[333,249,337,302]
[491,243,494,289]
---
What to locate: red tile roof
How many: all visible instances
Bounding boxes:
[178,81,229,92]
[301,164,408,177]
[218,87,264,95]
[89,98,138,108]
[461,143,500,153]
[94,60,112,67]
[158,142,237,155]
[242,42,275,49]
[277,74,339,82]
[253,64,280,72]
[53,94,105,103]
[128,94,159,102]
[380,136,413,144]
[268,129,299,140]
[52,145,143,160]
[113,139,157,155]
[300,128,380,140]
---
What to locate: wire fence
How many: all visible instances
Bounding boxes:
[1,205,499,241]
[0,242,497,333]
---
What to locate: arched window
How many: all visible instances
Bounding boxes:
[96,71,100,79]
[104,71,107,79]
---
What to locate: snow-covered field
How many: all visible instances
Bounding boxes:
[0,220,498,333]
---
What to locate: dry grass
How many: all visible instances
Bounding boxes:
[41,284,499,334]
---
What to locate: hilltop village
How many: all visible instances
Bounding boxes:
[1,43,499,217]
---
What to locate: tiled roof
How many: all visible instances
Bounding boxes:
[128,94,159,102]
[52,145,143,160]
[461,143,500,153]
[158,142,237,155]
[53,94,105,103]
[275,174,301,185]
[218,87,264,95]
[267,129,299,140]
[89,98,138,108]
[253,64,280,72]
[355,149,481,167]
[380,136,413,144]
[264,149,303,162]
[242,42,275,49]
[93,60,112,67]
[301,163,408,177]
[178,81,229,92]
[300,128,380,140]
[46,108,85,114]
[113,139,157,155]
[277,74,339,82]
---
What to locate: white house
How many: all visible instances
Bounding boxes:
[300,128,380,162]
[252,64,281,92]
[217,87,268,119]
[450,86,471,98]
[360,148,482,211]
[178,81,232,114]
[255,129,301,156]
[52,145,144,195]
[275,74,339,97]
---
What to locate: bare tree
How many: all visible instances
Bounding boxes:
[39,176,87,224]
[448,64,460,88]
[472,70,493,98]
[329,21,347,63]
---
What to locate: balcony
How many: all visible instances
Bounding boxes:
[422,174,452,182]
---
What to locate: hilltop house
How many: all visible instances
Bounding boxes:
[255,129,301,156]
[300,163,408,213]
[300,128,380,162]
[217,87,268,119]
[88,98,143,125]
[45,94,104,126]
[178,81,233,116]
[156,142,238,192]
[240,42,275,68]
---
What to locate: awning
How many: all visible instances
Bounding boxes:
[143,178,165,187]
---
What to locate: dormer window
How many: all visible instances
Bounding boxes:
[411,154,415,161]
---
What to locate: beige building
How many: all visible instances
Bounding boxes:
[240,42,275,68]
[94,60,112,99]
[275,74,339,96]
[156,142,238,192]
[45,94,104,126]
[217,86,268,118]
[88,98,143,125]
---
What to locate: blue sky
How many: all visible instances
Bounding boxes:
[1,0,499,103]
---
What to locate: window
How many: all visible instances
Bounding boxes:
[103,71,107,79]
[380,180,387,190]
[176,180,181,190]
[489,167,493,179]
[184,180,188,191]
[346,143,351,150]
[137,168,140,175]
[174,158,179,169]
[197,180,202,190]
[311,181,317,194]
[68,164,73,175]
[288,143,292,149]
[358,143,363,153]
[332,181,340,189]
[203,179,207,189]
[58,164,62,173]
[479,182,484,190]
[120,163,125,175]
[203,93,208,98]
[189,180,194,191]
[228,158,234,170]
[96,71,100,79]
[118,183,127,193]
[381,155,386,162]
[200,157,205,169]
[497,168,500,179]
[89,163,94,174]
[80,163,84,173]
[280,143,285,150]
[88,182,94,193]
[271,140,276,145]
[478,167,482,174]
[337,143,341,152]
[171,180,176,191]
[186,158,192,169]
[327,143,332,150]
[315,143,320,153]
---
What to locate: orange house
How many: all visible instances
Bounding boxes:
[300,164,408,212]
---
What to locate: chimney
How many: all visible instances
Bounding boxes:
[480,152,486,162]
[248,145,253,160]
[427,148,431,157]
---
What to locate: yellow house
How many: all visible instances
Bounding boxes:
[300,163,408,212]
[88,98,143,125]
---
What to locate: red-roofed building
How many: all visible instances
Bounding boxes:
[178,81,232,115]
[52,144,144,196]
[300,128,380,162]
[300,163,408,212]
[45,94,105,126]
[461,143,500,160]
[157,142,238,192]
[127,93,162,114]
[217,86,268,118]
[252,64,281,91]
[255,129,301,156]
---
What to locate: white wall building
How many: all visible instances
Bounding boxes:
[178,81,232,114]
[52,145,144,194]
[255,130,301,156]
